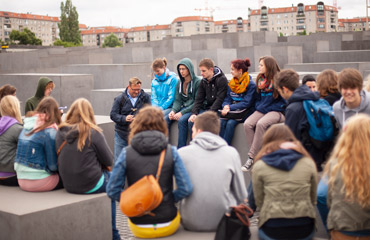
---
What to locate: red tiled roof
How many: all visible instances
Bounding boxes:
[339,18,368,23]
[172,16,213,24]
[79,24,88,29]
[129,24,171,32]
[250,4,337,16]
[0,11,59,22]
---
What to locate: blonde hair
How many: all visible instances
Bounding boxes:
[59,98,102,151]
[0,95,23,124]
[152,58,168,70]
[128,106,167,144]
[325,114,370,208]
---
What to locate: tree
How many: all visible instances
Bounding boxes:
[9,28,42,45]
[102,33,123,48]
[58,0,81,44]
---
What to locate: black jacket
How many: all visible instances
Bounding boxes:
[192,66,228,115]
[110,89,150,141]
[55,126,113,193]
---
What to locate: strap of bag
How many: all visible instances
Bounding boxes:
[155,149,166,180]
[57,140,67,157]
[232,204,254,227]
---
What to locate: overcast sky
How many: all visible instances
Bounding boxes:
[2,0,367,28]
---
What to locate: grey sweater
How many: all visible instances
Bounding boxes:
[333,90,370,129]
[178,131,247,231]
[0,122,22,173]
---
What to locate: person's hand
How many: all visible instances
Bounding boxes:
[221,105,230,116]
[189,114,196,123]
[173,112,182,121]
[168,111,175,120]
[126,115,134,122]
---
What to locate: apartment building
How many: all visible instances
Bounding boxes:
[126,24,171,43]
[0,11,59,46]
[338,18,369,31]
[80,26,128,47]
[171,16,215,37]
[249,2,338,36]
[214,17,249,33]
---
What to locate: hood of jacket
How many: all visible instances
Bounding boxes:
[177,58,200,95]
[190,131,228,151]
[0,116,18,135]
[58,126,79,144]
[23,115,37,132]
[155,68,176,82]
[288,85,320,104]
[34,77,53,99]
[261,148,303,171]
[130,130,168,155]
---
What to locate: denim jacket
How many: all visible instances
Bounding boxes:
[15,117,58,173]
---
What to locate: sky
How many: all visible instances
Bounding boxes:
[2,0,368,28]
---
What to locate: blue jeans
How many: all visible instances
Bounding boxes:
[89,171,120,240]
[247,181,257,212]
[258,228,315,240]
[165,112,192,148]
[317,177,329,231]
[219,119,239,145]
[187,110,206,141]
[162,108,172,117]
[114,132,128,162]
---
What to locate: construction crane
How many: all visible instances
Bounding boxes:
[194,0,218,17]
[258,0,264,9]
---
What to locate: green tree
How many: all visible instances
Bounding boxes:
[102,33,123,48]
[58,0,81,44]
[9,28,42,45]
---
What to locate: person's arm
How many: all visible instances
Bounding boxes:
[229,82,257,111]
[161,76,178,110]
[284,106,301,140]
[92,131,114,168]
[171,81,182,113]
[210,76,228,111]
[25,100,34,115]
[231,150,248,203]
[44,129,58,172]
[222,87,232,108]
[172,146,193,202]
[151,80,160,108]
[110,94,129,125]
[191,81,206,115]
[310,162,318,206]
[107,148,127,202]
[251,162,264,208]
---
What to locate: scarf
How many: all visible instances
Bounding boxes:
[257,74,274,92]
[228,72,250,94]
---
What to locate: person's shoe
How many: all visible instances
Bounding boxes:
[241,157,254,172]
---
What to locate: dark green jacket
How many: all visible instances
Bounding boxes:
[172,58,201,115]
[25,77,53,114]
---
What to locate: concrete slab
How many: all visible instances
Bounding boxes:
[313,50,370,63]
[0,186,111,240]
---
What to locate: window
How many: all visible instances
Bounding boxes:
[261,21,268,26]
[297,19,305,24]
[176,22,182,27]
[319,24,325,28]
[296,25,306,30]
[317,4,324,11]
[318,18,325,23]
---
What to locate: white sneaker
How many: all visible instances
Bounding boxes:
[241,158,254,172]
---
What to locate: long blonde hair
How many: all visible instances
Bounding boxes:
[325,114,370,208]
[59,98,101,151]
[0,95,23,124]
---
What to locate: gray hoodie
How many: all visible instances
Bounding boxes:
[333,90,370,129]
[178,131,247,231]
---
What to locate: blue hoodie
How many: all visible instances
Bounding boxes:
[151,68,178,110]
[261,149,303,171]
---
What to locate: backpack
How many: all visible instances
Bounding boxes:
[303,99,335,148]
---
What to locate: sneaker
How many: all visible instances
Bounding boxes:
[241,157,254,172]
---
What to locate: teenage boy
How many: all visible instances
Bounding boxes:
[333,68,370,129]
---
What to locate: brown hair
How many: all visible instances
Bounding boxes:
[0,95,23,124]
[256,56,280,98]
[128,106,168,143]
[199,58,215,69]
[45,81,55,90]
[27,96,61,135]
[152,58,168,70]
[194,111,220,135]
[59,98,102,151]
[0,84,16,102]
[275,69,300,92]
[255,124,312,161]
[316,69,339,97]
[338,68,363,92]
[231,58,251,74]
[129,77,142,86]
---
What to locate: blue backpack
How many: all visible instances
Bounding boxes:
[303,99,335,142]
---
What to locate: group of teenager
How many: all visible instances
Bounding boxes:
[1,54,370,240]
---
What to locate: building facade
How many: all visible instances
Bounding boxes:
[0,11,59,46]
[338,18,369,32]
[126,24,171,43]
[249,2,338,36]
[171,16,215,37]
[214,17,249,33]
[80,26,128,47]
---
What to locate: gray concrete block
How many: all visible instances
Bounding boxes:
[0,186,112,240]
[313,50,370,63]
[317,41,330,52]
[111,47,154,64]
[342,34,354,41]
[61,63,153,89]
[96,115,115,153]
[192,38,223,50]
[0,73,93,115]
[91,88,125,116]
[88,52,113,64]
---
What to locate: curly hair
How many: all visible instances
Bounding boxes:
[325,114,370,208]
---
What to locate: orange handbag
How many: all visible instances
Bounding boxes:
[119,149,165,217]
